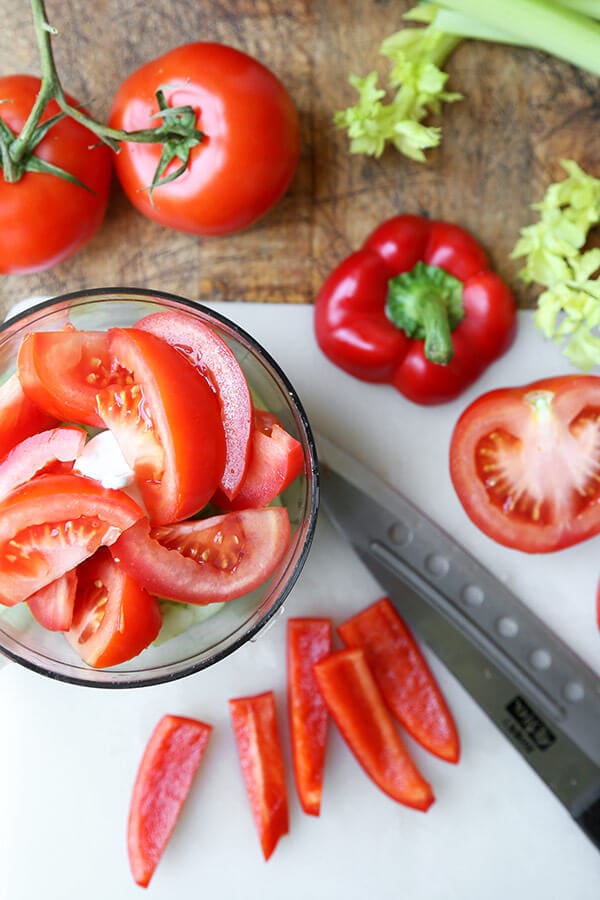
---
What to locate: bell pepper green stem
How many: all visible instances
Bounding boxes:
[419,294,455,364]
[385,261,465,365]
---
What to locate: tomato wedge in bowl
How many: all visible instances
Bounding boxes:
[0,289,318,687]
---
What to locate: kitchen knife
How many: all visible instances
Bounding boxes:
[316,432,600,851]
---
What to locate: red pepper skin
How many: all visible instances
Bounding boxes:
[287,618,332,816]
[338,597,460,764]
[314,215,516,405]
[229,691,289,860]
[313,648,434,811]
[127,715,212,888]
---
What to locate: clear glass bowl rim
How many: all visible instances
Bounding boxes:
[0,286,320,688]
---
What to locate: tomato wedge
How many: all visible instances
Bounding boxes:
[229,691,289,860]
[338,597,460,763]
[0,473,144,605]
[287,618,331,816]
[111,507,291,605]
[450,375,600,552]
[135,310,253,501]
[66,547,161,667]
[213,410,304,510]
[0,373,57,462]
[98,328,226,526]
[128,714,212,887]
[0,425,86,501]
[27,569,77,632]
[17,329,129,428]
[313,648,434,811]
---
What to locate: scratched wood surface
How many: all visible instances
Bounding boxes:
[1,0,599,320]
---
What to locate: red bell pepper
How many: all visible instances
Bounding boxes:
[287,618,332,815]
[313,647,434,811]
[127,714,212,888]
[314,214,517,405]
[338,597,460,764]
[229,690,289,860]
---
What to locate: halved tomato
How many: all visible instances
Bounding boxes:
[0,472,144,605]
[135,310,253,500]
[0,425,87,501]
[213,409,304,510]
[450,375,600,552]
[66,547,162,667]
[0,373,57,462]
[28,569,77,631]
[98,328,226,526]
[111,507,291,604]
[17,329,130,428]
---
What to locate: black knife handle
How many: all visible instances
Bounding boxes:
[575,787,600,851]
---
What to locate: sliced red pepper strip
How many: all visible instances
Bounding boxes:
[127,714,212,888]
[313,648,434,811]
[338,597,460,764]
[287,618,332,816]
[229,691,289,859]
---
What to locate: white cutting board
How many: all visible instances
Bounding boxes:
[0,302,599,900]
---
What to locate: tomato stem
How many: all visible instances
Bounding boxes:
[3,0,205,185]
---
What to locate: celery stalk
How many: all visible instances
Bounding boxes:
[432,9,530,45]
[560,0,600,18]
[437,0,600,76]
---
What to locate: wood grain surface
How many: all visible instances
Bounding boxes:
[1,0,600,320]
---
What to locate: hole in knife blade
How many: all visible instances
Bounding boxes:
[530,648,552,671]
[388,522,412,546]
[496,616,519,638]
[563,680,585,703]
[461,584,485,606]
[425,553,449,577]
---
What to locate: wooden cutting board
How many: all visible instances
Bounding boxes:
[1,0,600,313]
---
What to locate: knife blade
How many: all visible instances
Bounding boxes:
[316,432,600,851]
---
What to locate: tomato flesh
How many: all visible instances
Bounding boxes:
[112,507,291,604]
[18,330,130,428]
[213,409,304,510]
[0,426,86,501]
[0,373,57,462]
[0,473,144,605]
[99,328,226,525]
[135,310,253,500]
[450,376,600,552]
[66,547,162,668]
[27,570,77,632]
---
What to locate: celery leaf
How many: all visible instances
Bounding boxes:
[512,159,600,371]
[334,24,462,162]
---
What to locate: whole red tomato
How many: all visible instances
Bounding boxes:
[0,75,113,275]
[109,43,301,236]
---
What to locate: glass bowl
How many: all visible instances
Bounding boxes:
[0,288,319,687]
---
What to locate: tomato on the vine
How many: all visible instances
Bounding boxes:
[109,43,301,236]
[0,75,112,275]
